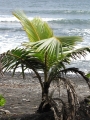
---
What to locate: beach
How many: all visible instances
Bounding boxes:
[0,72,90,115]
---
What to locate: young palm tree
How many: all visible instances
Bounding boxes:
[1,11,90,120]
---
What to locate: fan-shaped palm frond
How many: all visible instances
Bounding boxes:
[24,37,62,59]
[23,37,85,72]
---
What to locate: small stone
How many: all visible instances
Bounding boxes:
[22,98,30,102]
[14,107,19,109]
[0,109,11,115]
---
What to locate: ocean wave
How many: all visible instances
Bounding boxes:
[26,9,90,15]
[0,16,18,22]
[50,19,90,24]
[0,15,90,24]
[0,15,64,22]
[59,10,90,14]
[0,27,22,31]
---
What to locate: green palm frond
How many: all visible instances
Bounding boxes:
[13,11,53,42]
[23,36,82,61]
[13,11,40,42]
[1,48,45,78]
[48,47,90,83]
[65,47,90,60]
[24,37,62,58]
[48,56,70,83]
[57,36,82,47]
[31,17,53,39]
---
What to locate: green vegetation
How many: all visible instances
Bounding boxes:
[1,11,90,120]
[0,95,6,106]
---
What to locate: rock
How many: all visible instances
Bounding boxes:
[0,109,11,115]
[22,99,30,102]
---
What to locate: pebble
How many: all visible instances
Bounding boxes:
[0,109,11,115]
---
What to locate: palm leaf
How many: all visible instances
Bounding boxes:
[13,11,53,42]
[57,36,82,47]
[48,47,90,83]
[13,11,40,42]
[25,37,62,58]
[65,47,90,60]
[31,17,53,39]
[1,48,45,77]
[59,67,90,88]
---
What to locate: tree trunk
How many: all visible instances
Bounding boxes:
[37,82,51,113]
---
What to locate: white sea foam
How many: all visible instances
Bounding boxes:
[0,16,18,22]
[41,17,64,21]
[0,15,64,22]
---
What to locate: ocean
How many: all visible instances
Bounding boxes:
[0,0,90,72]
